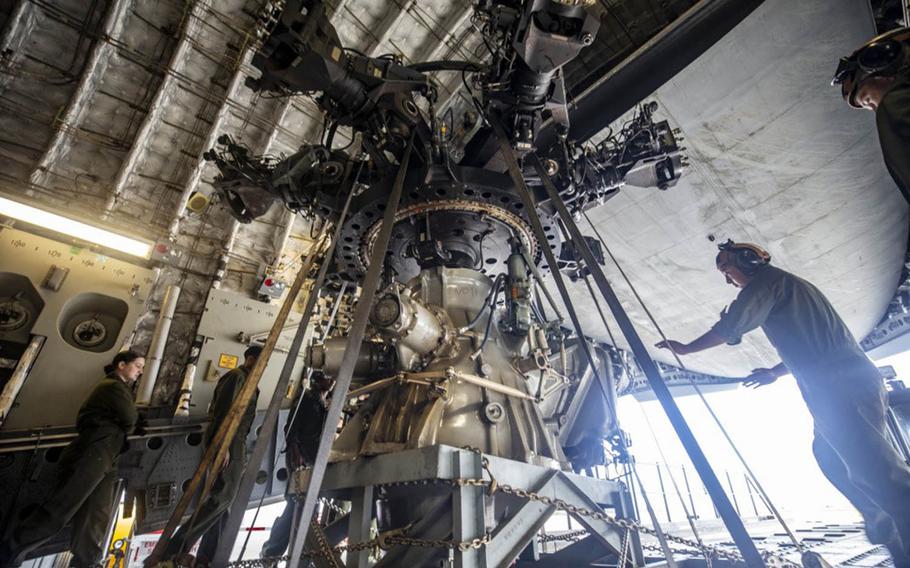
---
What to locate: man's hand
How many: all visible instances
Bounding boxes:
[655,339,690,355]
[743,368,779,389]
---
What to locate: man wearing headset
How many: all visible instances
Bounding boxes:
[833,28,910,203]
[656,241,910,565]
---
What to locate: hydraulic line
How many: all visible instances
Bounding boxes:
[460,274,505,332]
[581,211,805,555]
[473,283,502,358]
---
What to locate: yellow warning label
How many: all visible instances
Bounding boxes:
[218,353,239,369]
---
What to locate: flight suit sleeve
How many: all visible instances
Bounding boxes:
[82,380,138,433]
[710,279,777,345]
[206,370,239,445]
[110,382,139,434]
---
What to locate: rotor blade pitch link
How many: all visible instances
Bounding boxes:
[527,153,765,568]
[212,162,361,566]
[288,131,418,567]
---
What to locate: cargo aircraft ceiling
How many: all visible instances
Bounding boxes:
[0,0,905,393]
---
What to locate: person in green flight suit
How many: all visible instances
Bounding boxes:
[161,345,262,566]
[259,370,334,561]
[0,350,145,567]
[655,241,910,567]
[833,27,910,203]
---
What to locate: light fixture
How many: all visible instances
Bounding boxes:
[0,197,152,258]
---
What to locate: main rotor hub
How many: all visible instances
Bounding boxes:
[335,171,561,282]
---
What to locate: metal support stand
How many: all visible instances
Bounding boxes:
[289,445,634,568]
[453,451,487,568]
[288,133,417,567]
[526,152,765,567]
[348,486,374,568]
[211,164,358,565]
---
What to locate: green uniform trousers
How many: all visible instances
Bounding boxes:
[801,359,910,567]
[3,435,120,567]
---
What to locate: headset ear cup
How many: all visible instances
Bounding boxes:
[734,248,761,274]
[858,39,903,75]
[735,250,750,273]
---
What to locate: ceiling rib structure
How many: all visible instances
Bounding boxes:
[0,0,905,398]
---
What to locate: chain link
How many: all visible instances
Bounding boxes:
[230,447,801,568]
[642,543,703,557]
[461,447,800,568]
[537,529,588,543]
[310,518,343,568]
[320,497,348,517]
[618,527,631,568]
[226,525,491,567]
[225,557,288,568]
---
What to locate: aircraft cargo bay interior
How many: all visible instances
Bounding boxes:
[1,1,910,567]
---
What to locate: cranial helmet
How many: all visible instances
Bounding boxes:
[832,27,910,108]
[716,240,771,275]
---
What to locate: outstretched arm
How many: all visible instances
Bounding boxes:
[655,329,726,356]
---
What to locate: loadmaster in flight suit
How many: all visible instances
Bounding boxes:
[160,344,262,565]
[656,241,910,567]
[833,27,910,204]
[0,350,145,568]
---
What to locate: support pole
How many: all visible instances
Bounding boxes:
[629,464,677,567]
[146,236,325,566]
[725,470,741,516]
[211,235,325,561]
[137,284,180,405]
[616,475,645,567]
[348,486,374,568]
[489,118,674,568]
[655,465,672,523]
[452,450,486,568]
[681,465,697,519]
[212,165,357,566]
[745,472,760,517]
[0,335,44,427]
[527,152,764,567]
[288,133,417,567]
